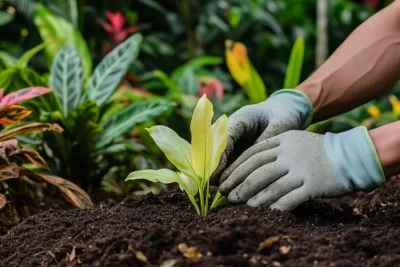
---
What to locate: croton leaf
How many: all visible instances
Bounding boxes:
[17,148,50,170]
[0,105,32,124]
[0,139,20,164]
[0,193,6,210]
[86,33,142,107]
[19,167,93,208]
[0,87,52,107]
[0,123,63,142]
[0,162,19,181]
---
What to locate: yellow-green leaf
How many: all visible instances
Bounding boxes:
[210,115,228,175]
[225,40,249,86]
[191,95,214,180]
[147,125,196,178]
[178,172,198,196]
[126,169,180,184]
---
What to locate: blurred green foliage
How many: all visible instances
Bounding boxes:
[0,0,397,196]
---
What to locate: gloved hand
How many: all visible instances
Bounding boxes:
[219,126,385,211]
[210,89,313,184]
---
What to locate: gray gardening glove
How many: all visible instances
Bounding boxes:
[211,89,313,184]
[219,127,385,211]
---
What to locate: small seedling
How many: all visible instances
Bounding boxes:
[126,95,228,216]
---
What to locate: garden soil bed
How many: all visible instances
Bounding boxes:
[2,178,400,267]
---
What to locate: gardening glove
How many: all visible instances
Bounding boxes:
[219,126,385,211]
[211,89,313,184]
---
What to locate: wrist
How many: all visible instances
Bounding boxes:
[270,89,314,129]
[324,127,385,192]
[369,121,400,177]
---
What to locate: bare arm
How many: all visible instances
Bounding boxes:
[297,1,400,122]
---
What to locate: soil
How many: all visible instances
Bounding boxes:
[2,178,400,267]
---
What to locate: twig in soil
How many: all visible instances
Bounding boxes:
[33,251,45,257]
[47,251,59,266]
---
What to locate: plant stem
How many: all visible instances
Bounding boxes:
[188,194,200,216]
[199,182,205,216]
[204,181,210,216]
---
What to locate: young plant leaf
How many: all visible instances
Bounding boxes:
[126,169,197,196]
[191,95,214,179]
[0,123,63,141]
[0,87,52,106]
[94,100,173,150]
[210,115,228,174]
[284,36,305,89]
[49,45,82,117]
[0,105,32,124]
[146,125,196,178]
[86,33,142,107]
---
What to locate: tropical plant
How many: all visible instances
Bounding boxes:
[0,86,92,228]
[31,33,174,191]
[126,95,228,216]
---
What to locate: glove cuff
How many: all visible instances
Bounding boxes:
[270,89,314,130]
[324,126,385,192]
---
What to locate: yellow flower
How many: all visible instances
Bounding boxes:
[225,40,251,86]
[389,95,400,115]
[367,105,380,119]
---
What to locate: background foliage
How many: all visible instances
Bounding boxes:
[0,0,397,206]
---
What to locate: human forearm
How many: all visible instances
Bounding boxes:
[369,121,400,177]
[297,1,400,122]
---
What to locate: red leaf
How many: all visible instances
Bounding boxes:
[97,18,113,33]
[105,10,125,31]
[199,79,224,101]
[0,87,52,106]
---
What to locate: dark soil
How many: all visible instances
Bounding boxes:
[2,178,400,267]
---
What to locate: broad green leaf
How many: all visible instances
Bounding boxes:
[151,70,180,93]
[49,45,82,117]
[126,168,180,184]
[178,69,198,95]
[245,62,267,101]
[284,36,305,89]
[191,95,214,179]
[94,100,173,150]
[0,11,14,26]
[146,125,196,178]
[34,4,92,80]
[15,42,48,67]
[171,56,223,81]
[210,115,228,174]
[0,51,17,67]
[86,34,142,107]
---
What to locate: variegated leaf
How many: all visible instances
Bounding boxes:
[86,33,142,107]
[0,105,31,124]
[19,167,93,208]
[0,123,63,141]
[49,45,82,117]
